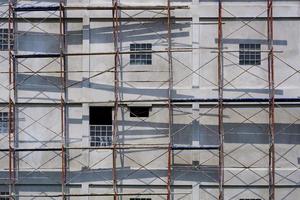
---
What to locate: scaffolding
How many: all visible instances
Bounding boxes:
[0,0,299,199]
[5,0,196,199]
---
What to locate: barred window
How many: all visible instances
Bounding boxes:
[90,125,112,147]
[0,29,13,51]
[0,112,8,133]
[239,43,261,65]
[130,43,152,65]
[0,191,9,200]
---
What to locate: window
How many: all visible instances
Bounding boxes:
[0,112,8,133]
[90,125,112,147]
[239,43,261,65]
[0,29,13,51]
[130,43,152,65]
[89,107,112,147]
[129,107,150,117]
[130,198,151,200]
[0,192,9,200]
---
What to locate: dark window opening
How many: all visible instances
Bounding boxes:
[130,107,150,117]
[0,192,9,200]
[130,43,152,65]
[89,107,112,125]
[239,43,261,65]
[89,107,112,147]
[0,29,13,51]
[240,199,261,200]
[130,198,151,200]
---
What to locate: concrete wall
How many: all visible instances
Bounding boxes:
[0,0,299,200]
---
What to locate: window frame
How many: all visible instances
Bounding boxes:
[0,112,9,134]
[0,191,9,200]
[89,107,113,147]
[0,28,13,51]
[239,43,261,66]
[130,43,152,65]
[90,125,112,147]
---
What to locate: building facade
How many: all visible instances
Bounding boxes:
[0,0,299,199]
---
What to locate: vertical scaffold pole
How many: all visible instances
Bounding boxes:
[59,1,67,199]
[166,0,173,200]
[218,1,224,200]
[8,1,15,199]
[112,1,120,199]
[267,0,275,200]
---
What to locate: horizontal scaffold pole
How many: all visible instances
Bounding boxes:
[0,145,219,152]
[14,5,189,12]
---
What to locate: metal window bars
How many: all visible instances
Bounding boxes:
[239,44,261,66]
[90,125,113,147]
[0,112,8,133]
[130,43,152,65]
[0,28,13,51]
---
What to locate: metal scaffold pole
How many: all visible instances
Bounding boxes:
[267,0,275,199]
[8,1,16,199]
[218,0,224,200]
[59,0,67,199]
[112,0,121,199]
[166,0,173,200]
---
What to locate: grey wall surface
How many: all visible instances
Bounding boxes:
[0,0,299,200]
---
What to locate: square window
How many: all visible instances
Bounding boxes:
[239,43,261,65]
[130,43,152,65]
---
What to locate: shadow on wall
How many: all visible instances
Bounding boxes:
[16,73,287,100]
[91,22,190,45]
[0,167,218,185]
[221,88,284,95]
[118,119,300,145]
[173,122,300,145]
[17,74,62,93]
[17,29,82,53]
[16,21,190,53]
[16,74,194,99]
[215,38,288,46]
